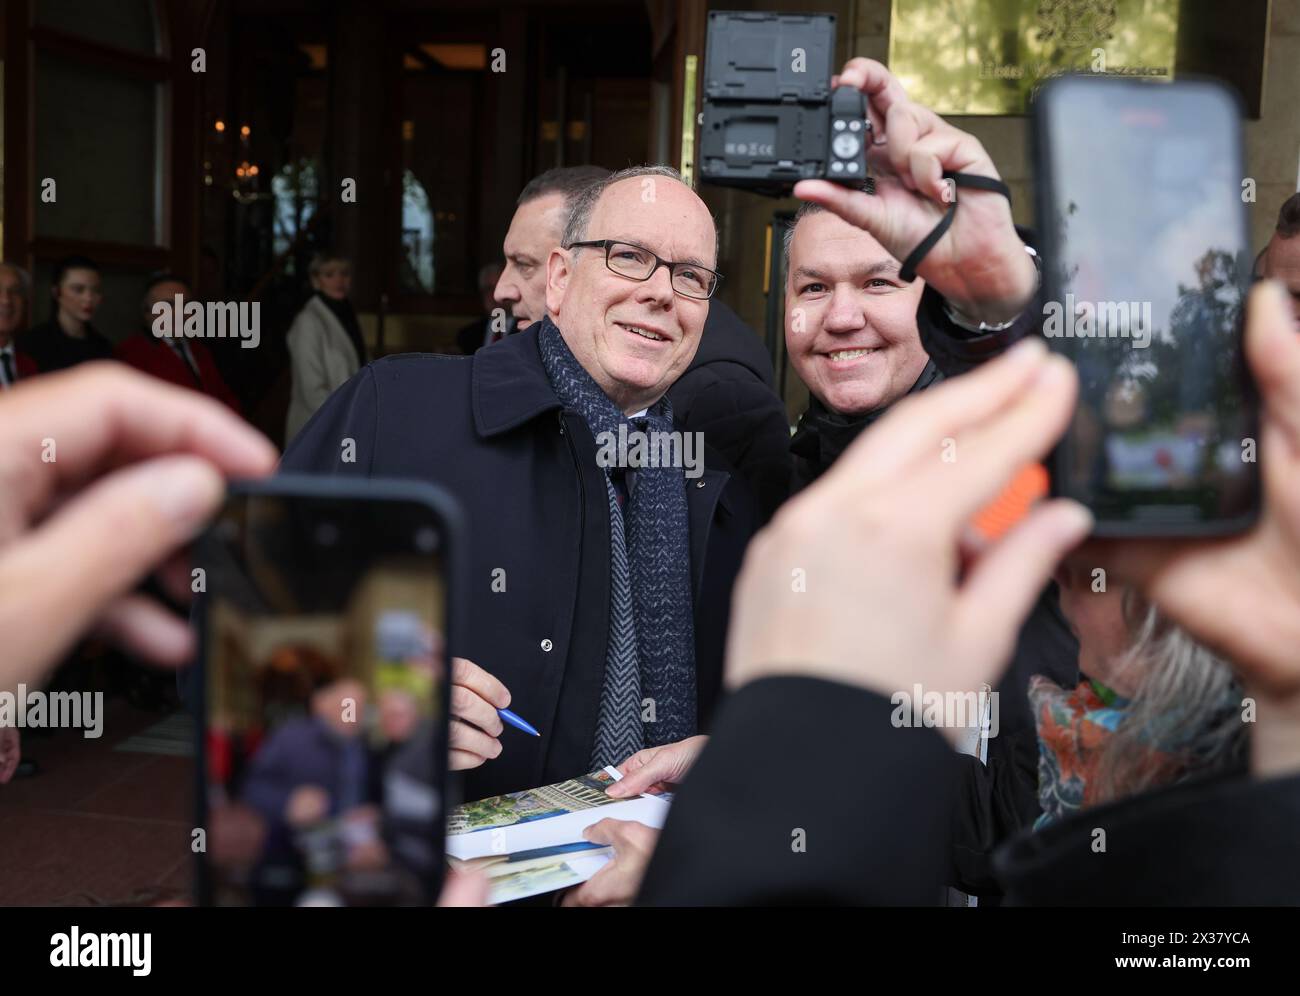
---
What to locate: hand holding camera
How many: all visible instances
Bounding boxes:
[794,58,1037,327]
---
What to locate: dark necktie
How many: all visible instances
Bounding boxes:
[610,467,629,508]
[169,339,202,385]
[609,418,649,508]
[0,350,15,387]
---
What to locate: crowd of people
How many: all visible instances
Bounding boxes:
[0,257,235,405]
[2,56,1300,906]
[0,249,376,451]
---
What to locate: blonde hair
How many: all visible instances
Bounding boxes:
[1091,593,1246,804]
[308,251,351,278]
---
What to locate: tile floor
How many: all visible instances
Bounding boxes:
[0,699,194,906]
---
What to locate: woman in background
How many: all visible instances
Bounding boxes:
[285,251,367,443]
[17,255,112,372]
[1027,571,1246,827]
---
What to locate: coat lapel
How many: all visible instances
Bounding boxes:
[686,466,729,602]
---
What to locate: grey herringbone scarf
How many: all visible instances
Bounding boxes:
[537,318,697,767]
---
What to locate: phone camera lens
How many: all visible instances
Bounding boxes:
[415,527,439,553]
[314,522,339,547]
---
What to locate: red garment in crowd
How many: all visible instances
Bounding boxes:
[114,333,241,413]
[0,345,37,389]
[12,350,37,379]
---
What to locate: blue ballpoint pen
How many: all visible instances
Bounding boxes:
[498,708,540,737]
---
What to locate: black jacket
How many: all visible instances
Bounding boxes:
[639,678,956,905]
[667,300,791,525]
[456,318,489,356]
[456,316,519,356]
[995,764,1300,905]
[638,677,1300,905]
[280,325,758,801]
[16,319,113,372]
[789,361,940,493]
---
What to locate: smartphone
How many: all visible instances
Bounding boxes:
[1033,75,1260,536]
[193,476,460,906]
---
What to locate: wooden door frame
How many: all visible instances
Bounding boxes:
[1,0,211,279]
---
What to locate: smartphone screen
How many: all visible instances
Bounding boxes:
[1035,75,1259,534]
[194,478,455,906]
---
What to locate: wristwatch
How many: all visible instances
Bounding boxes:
[942,244,1041,334]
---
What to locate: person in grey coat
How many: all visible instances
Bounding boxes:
[285,251,369,442]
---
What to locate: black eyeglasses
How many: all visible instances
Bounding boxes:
[565,239,722,300]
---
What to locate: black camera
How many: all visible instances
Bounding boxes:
[699,11,873,197]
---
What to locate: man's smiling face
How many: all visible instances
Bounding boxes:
[546,176,716,414]
[785,210,929,416]
[495,192,567,330]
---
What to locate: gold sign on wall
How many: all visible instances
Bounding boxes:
[888,0,1179,115]
[681,54,698,186]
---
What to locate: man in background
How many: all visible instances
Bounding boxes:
[0,263,36,391]
[115,273,241,413]
[494,166,611,331]
[0,263,33,773]
[457,261,512,354]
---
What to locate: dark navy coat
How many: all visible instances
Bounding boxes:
[280,325,758,801]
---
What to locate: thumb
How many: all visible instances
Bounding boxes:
[583,818,630,849]
[607,753,672,797]
[0,455,223,689]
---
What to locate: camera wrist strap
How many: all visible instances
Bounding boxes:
[898,171,1012,283]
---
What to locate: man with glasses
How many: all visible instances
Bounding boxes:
[494,164,791,525]
[492,165,612,333]
[281,165,757,803]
